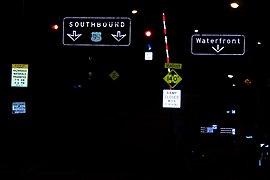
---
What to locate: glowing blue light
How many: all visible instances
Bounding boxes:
[147,43,152,50]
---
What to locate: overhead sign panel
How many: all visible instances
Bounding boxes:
[191,34,245,55]
[63,17,131,46]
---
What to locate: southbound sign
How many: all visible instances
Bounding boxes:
[63,17,131,46]
[191,34,245,55]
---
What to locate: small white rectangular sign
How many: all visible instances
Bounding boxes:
[162,89,181,108]
[145,52,153,60]
[11,64,28,87]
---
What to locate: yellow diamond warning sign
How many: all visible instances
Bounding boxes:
[109,70,120,81]
[163,69,182,88]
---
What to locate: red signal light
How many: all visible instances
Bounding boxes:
[51,24,59,30]
[145,30,152,37]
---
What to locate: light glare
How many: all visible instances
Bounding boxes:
[52,24,59,30]
[230,2,239,8]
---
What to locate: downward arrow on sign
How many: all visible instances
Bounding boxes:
[212,44,224,53]
[111,31,126,42]
[67,31,82,41]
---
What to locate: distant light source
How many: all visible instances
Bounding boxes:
[230,2,239,8]
[146,43,152,50]
[194,29,199,33]
[52,24,59,30]
[145,30,152,37]
[244,78,252,85]
[228,74,233,78]
[131,9,138,14]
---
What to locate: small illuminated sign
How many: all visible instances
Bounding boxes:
[200,125,217,134]
[164,63,182,69]
[212,124,218,129]
[220,127,236,135]
[145,52,153,60]
[109,70,120,81]
[11,64,29,87]
[12,102,26,114]
[191,34,245,55]
[162,89,181,108]
[63,17,131,46]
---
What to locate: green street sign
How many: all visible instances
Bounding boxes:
[163,69,182,88]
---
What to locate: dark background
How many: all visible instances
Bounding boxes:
[1,0,269,179]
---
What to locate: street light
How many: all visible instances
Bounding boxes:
[230,2,239,8]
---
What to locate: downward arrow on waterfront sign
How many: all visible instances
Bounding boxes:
[212,44,224,53]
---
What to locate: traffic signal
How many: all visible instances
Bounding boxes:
[51,24,59,30]
[145,29,153,50]
[144,29,153,60]
[145,30,152,37]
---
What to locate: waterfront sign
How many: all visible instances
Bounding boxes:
[191,34,245,55]
[63,17,131,46]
